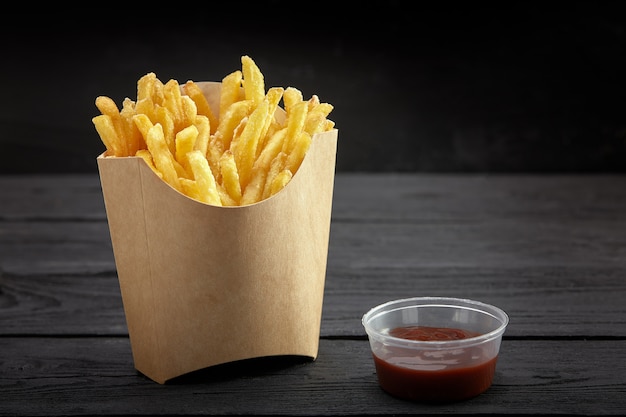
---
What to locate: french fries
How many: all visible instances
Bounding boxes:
[92,55,335,206]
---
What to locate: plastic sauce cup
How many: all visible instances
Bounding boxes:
[362,297,509,402]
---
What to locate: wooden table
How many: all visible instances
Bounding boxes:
[1,173,625,416]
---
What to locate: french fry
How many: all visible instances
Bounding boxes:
[215,100,253,151]
[219,70,243,122]
[192,115,210,157]
[163,79,184,131]
[175,125,199,178]
[233,99,270,190]
[262,151,287,199]
[152,106,177,155]
[206,134,224,183]
[241,55,265,106]
[282,100,308,154]
[285,131,312,174]
[137,72,164,103]
[93,55,336,206]
[219,149,242,205]
[134,97,157,123]
[258,87,284,153]
[187,150,221,206]
[304,103,334,135]
[120,98,145,155]
[95,96,128,156]
[179,177,201,201]
[253,128,287,172]
[240,166,266,206]
[181,95,198,130]
[183,80,218,134]
[267,169,293,198]
[92,114,124,157]
[217,182,238,207]
[283,87,303,120]
[136,149,160,175]
[145,123,181,192]
[132,113,153,141]
[307,94,320,110]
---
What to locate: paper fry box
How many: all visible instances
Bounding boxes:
[97,82,338,384]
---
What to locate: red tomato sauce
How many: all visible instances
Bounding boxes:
[390,325,479,341]
[373,325,498,402]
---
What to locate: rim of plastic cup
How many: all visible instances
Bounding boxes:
[361,296,510,349]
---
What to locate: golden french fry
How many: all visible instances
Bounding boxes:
[219,149,242,205]
[262,151,287,199]
[93,55,336,206]
[120,98,145,155]
[187,150,221,206]
[162,79,184,130]
[303,103,334,135]
[92,114,124,156]
[135,149,160,175]
[282,100,308,154]
[233,99,270,190]
[152,106,176,155]
[192,115,210,156]
[257,87,284,153]
[179,177,201,201]
[132,113,153,140]
[134,97,157,122]
[283,87,303,121]
[95,96,128,156]
[183,80,218,134]
[241,55,265,106]
[214,100,253,150]
[206,134,224,183]
[303,111,326,136]
[253,127,286,174]
[307,94,320,110]
[181,95,198,130]
[217,183,238,207]
[95,96,121,120]
[219,70,243,122]
[240,166,267,206]
[175,125,199,178]
[285,131,312,174]
[264,118,283,143]
[145,123,181,192]
[137,72,164,103]
[268,169,292,198]
[310,102,333,117]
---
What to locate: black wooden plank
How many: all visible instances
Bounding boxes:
[2,174,625,222]
[1,338,625,416]
[323,265,626,338]
[2,215,624,277]
[1,265,625,338]
[0,221,115,276]
[327,218,626,269]
[1,219,625,337]
[3,217,624,275]
[330,174,626,222]
[0,174,106,221]
[0,273,125,335]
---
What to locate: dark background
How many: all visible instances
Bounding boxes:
[1,1,625,174]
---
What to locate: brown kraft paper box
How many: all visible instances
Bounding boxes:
[97,82,338,384]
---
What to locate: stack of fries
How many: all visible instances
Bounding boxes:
[92,55,335,206]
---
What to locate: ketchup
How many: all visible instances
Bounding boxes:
[390,325,478,341]
[372,325,498,402]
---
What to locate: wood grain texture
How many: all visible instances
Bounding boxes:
[1,174,625,416]
[1,338,625,416]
